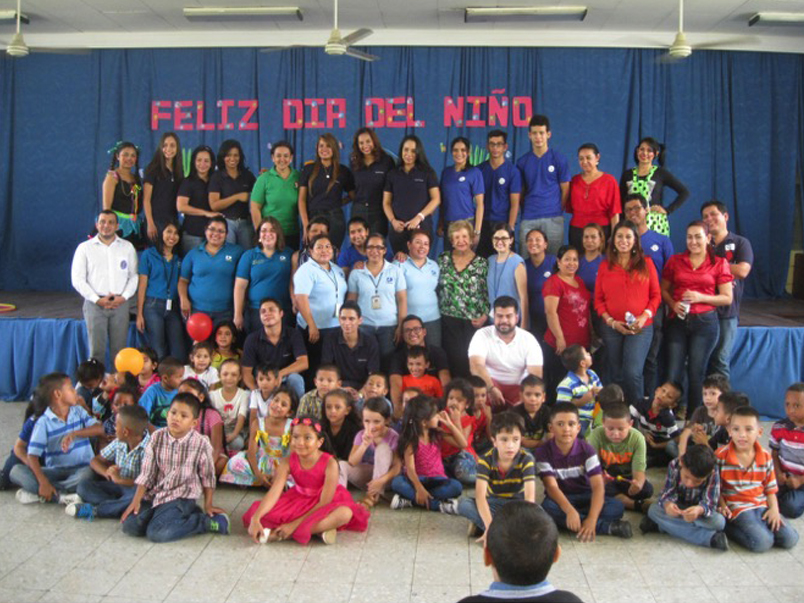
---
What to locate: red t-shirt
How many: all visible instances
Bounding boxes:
[441,414,479,458]
[594,258,661,324]
[662,252,733,316]
[567,173,621,229]
[542,275,591,349]
[401,374,443,398]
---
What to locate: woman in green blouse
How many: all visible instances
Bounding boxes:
[250,141,301,250]
[437,220,490,378]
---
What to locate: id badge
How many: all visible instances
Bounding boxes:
[371,295,382,310]
[166,299,173,311]
[334,302,342,317]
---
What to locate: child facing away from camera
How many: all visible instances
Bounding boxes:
[716,406,799,553]
[10,372,103,504]
[586,402,653,513]
[511,375,551,453]
[244,415,370,545]
[209,358,250,452]
[344,397,402,508]
[121,393,230,542]
[249,363,281,427]
[0,392,50,490]
[534,402,632,541]
[69,405,150,520]
[458,412,537,542]
[642,444,728,550]
[390,395,465,514]
[139,357,184,430]
[321,389,363,462]
[678,374,730,457]
[771,382,804,519]
[709,391,750,451]
[401,346,444,398]
[630,381,683,467]
[75,358,105,414]
[183,341,220,390]
[591,383,624,430]
[440,379,483,486]
[393,387,422,434]
[555,344,602,436]
[220,387,297,487]
[297,364,342,420]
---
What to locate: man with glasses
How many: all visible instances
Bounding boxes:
[477,130,522,258]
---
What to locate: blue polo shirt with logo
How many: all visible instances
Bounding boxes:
[516,148,570,220]
[477,160,523,223]
[181,243,244,313]
[348,261,407,328]
[640,229,674,279]
[395,257,440,323]
[440,165,485,222]
[236,247,293,311]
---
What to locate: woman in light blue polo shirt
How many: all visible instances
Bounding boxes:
[438,137,484,251]
[233,217,293,334]
[178,216,244,326]
[487,222,528,329]
[136,221,186,360]
[395,229,441,348]
[347,233,407,367]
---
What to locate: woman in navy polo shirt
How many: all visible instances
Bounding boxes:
[396,229,441,348]
[350,128,394,237]
[661,221,733,415]
[143,132,183,243]
[136,221,186,361]
[234,217,293,334]
[178,216,244,325]
[177,145,218,256]
[383,135,440,255]
[439,137,484,251]
[209,139,257,249]
[298,133,355,252]
[524,228,556,343]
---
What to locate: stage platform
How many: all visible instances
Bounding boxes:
[1,291,803,418]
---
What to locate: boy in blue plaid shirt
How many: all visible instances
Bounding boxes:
[67,405,150,520]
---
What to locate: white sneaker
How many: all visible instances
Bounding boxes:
[16,489,44,505]
[439,498,460,515]
[58,493,82,506]
[390,494,413,510]
[320,528,337,545]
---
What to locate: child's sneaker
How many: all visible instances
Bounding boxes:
[208,512,230,535]
[439,498,460,515]
[608,519,633,539]
[65,503,95,521]
[320,528,337,545]
[58,493,82,506]
[390,494,413,510]
[15,489,44,505]
[710,532,729,551]
[639,515,659,535]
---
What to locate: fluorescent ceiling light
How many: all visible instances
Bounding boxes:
[183,7,303,21]
[465,6,587,23]
[0,10,29,24]
[748,12,804,26]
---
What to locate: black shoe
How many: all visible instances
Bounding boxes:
[608,519,633,539]
[710,532,729,551]
[639,516,659,535]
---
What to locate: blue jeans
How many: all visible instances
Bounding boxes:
[707,316,737,379]
[225,218,254,249]
[143,296,188,361]
[122,498,212,543]
[541,491,624,535]
[643,306,665,396]
[458,495,517,530]
[0,450,23,490]
[444,451,477,486]
[519,216,564,257]
[9,464,95,498]
[665,311,720,413]
[647,502,726,548]
[363,325,397,372]
[351,203,388,237]
[725,507,799,552]
[779,486,804,519]
[599,323,653,406]
[390,475,462,511]
[283,373,306,400]
[77,477,137,518]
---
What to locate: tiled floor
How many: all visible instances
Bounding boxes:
[1,402,803,603]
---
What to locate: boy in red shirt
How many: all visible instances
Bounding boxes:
[401,346,443,398]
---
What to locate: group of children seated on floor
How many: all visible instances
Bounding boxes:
[1,342,803,554]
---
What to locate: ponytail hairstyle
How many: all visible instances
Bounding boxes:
[109,141,141,186]
[397,395,440,459]
[686,220,718,263]
[76,358,105,388]
[633,137,666,167]
[450,136,472,169]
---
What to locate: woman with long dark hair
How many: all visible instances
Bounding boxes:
[143,132,183,243]
[177,145,219,256]
[350,128,394,236]
[102,141,142,246]
[209,139,256,249]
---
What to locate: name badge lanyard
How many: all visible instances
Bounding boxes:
[368,265,386,310]
[318,262,341,317]
[161,255,179,312]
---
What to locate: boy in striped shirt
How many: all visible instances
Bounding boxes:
[556,345,602,437]
[716,406,799,552]
[770,383,804,518]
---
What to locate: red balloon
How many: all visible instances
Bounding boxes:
[186,312,213,341]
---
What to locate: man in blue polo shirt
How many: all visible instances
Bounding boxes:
[477,130,522,258]
[623,194,674,395]
[516,115,570,256]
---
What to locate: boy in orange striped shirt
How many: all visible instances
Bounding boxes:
[715,406,799,552]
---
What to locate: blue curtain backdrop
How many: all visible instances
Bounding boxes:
[0,47,802,296]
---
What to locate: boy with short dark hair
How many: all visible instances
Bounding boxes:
[458,412,537,541]
[630,381,682,467]
[591,383,624,430]
[401,346,443,398]
[457,502,583,603]
[716,406,799,552]
[771,382,804,518]
[586,403,653,512]
[512,375,550,452]
[122,393,230,542]
[69,405,150,520]
[468,375,493,455]
[708,391,750,450]
[297,364,342,419]
[534,402,631,541]
[678,374,730,456]
[642,444,728,550]
[249,363,280,427]
[556,344,602,436]
[139,357,184,429]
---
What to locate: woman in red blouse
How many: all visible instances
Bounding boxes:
[595,220,660,405]
[661,221,733,415]
[567,143,621,250]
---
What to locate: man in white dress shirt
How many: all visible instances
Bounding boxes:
[468,295,543,407]
[71,210,138,363]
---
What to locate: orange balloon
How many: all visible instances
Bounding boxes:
[115,347,144,375]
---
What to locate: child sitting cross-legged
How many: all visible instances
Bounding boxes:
[771,382,804,519]
[249,363,280,429]
[298,364,342,421]
[678,374,730,457]
[100,384,139,448]
[68,405,150,520]
[555,344,602,436]
[511,375,550,454]
[0,396,48,491]
[139,357,184,430]
[458,411,537,543]
[184,341,220,390]
[402,346,444,398]
[440,379,483,486]
[630,381,683,467]
[209,358,250,453]
[586,402,653,513]
[641,444,728,550]
[468,376,493,456]
[121,393,230,542]
[534,402,632,541]
[716,405,799,553]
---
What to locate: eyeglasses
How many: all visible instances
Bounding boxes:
[403,326,423,335]
[366,245,386,251]
[206,228,226,234]
[492,236,511,242]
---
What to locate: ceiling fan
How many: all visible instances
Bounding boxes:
[262,0,379,61]
[3,0,87,57]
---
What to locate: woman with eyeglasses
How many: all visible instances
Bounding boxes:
[487,223,528,330]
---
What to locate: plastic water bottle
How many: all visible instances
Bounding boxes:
[625,311,636,327]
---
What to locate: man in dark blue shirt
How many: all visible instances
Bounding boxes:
[477,130,522,258]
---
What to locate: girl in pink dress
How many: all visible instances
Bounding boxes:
[244,416,370,545]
